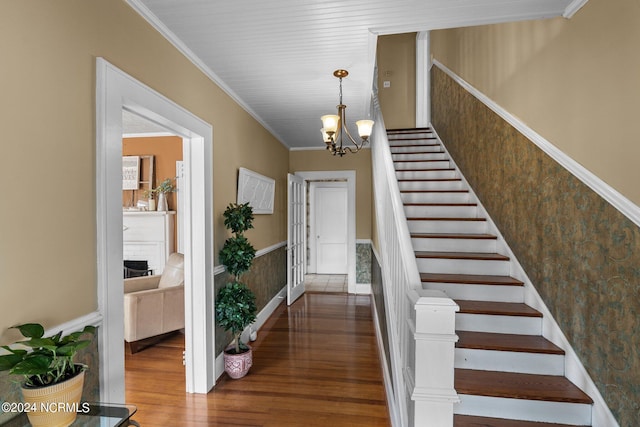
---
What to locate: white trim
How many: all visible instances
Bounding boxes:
[294,171,357,294]
[124,0,288,149]
[213,241,287,276]
[416,32,430,127]
[563,0,590,18]
[433,59,640,229]
[122,132,174,138]
[44,312,103,337]
[430,127,620,427]
[215,286,287,380]
[96,58,214,400]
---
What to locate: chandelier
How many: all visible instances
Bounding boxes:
[320,69,374,157]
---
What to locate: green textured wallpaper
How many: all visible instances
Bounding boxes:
[431,66,640,425]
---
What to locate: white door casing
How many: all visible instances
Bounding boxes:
[294,171,356,293]
[312,182,348,274]
[96,58,214,400]
[287,173,306,305]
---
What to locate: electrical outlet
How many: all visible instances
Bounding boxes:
[383,81,391,88]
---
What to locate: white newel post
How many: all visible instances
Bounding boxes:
[411,289,460,426]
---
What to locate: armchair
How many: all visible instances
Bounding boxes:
[124,253,184,353]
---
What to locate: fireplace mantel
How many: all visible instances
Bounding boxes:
[123,211,175,275]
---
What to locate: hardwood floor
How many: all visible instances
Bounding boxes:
[125,293,391,426]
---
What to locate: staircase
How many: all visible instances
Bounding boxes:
[387,127,593,427]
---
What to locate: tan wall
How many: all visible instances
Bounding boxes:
[376,33,416,129]
[289,149,372,240]
[431,0,640,205]
[0,0,287,342]
[122,136,183,210]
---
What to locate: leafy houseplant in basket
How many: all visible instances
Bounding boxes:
[216,202,258,379]
[0,323,95,427]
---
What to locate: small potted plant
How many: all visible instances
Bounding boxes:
[154,177,176,211]
[0,323,95,426]
[215,202,257,379]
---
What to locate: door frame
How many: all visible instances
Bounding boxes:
[294,171,356,294]
[96,58,215,401]
[309,181,349,275]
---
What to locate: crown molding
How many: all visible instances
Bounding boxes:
[124,0,290,149]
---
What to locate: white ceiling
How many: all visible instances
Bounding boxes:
[126,0,580,148]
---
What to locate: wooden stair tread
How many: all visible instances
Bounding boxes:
[387,127,432,132]
[397,177,461,181]
[455,369,593,404]
[394,158,447,162]
[412,233,495,240]
[404,202,477,207]
[401,189,469,193]
[395,168,451,172]
[415,251,509,261]
[456,300,542,317]
[389,142,438,147]
[407,217,486,221]
[420,272,521,285]
[454,415,588,427]
[456,331,564,354]
[392,150,444,155]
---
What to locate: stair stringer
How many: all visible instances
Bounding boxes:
[429,126,619,427]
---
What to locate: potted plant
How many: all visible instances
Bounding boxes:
[215,202,257,379]
[153,177,176,211]
[0,323,95,427]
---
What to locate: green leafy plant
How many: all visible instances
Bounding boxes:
[0,323,96,388]
[215,282,257,354]
[216,202,258,354]
[154,177,176,194]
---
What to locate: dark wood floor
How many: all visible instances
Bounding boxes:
[125,293,391,426]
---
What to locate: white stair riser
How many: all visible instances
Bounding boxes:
[408,220,487,234]
[392,152,446,161]
[401,192,471,204]
[456,313,541,335]
[416,257,510,276]
[412,237,496,253]
[455,395,592,425]
[388,135,434,142]
[390,145,441,153]
[423,282,524,303]
[404,204,478,218]
[395,160,451,170]
[398,180,464,191]
[396,170,458,180]
[455,349,565,375]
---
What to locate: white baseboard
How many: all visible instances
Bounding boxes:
[356,284,372,294]
[216,285,286,380]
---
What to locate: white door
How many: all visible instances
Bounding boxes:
[314,183,348,274]
[287,173,305,305]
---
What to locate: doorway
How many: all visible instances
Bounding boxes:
[310,181,349,274]
[96,58,214,402]
[293,171,356,294]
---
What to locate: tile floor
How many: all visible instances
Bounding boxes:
[304,274,348,293]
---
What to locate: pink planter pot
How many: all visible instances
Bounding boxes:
[224,346,252,379]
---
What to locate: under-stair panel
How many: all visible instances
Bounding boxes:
[385,127,594,427]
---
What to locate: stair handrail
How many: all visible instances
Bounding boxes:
[370,94,422,427]
[370,95,459,426]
